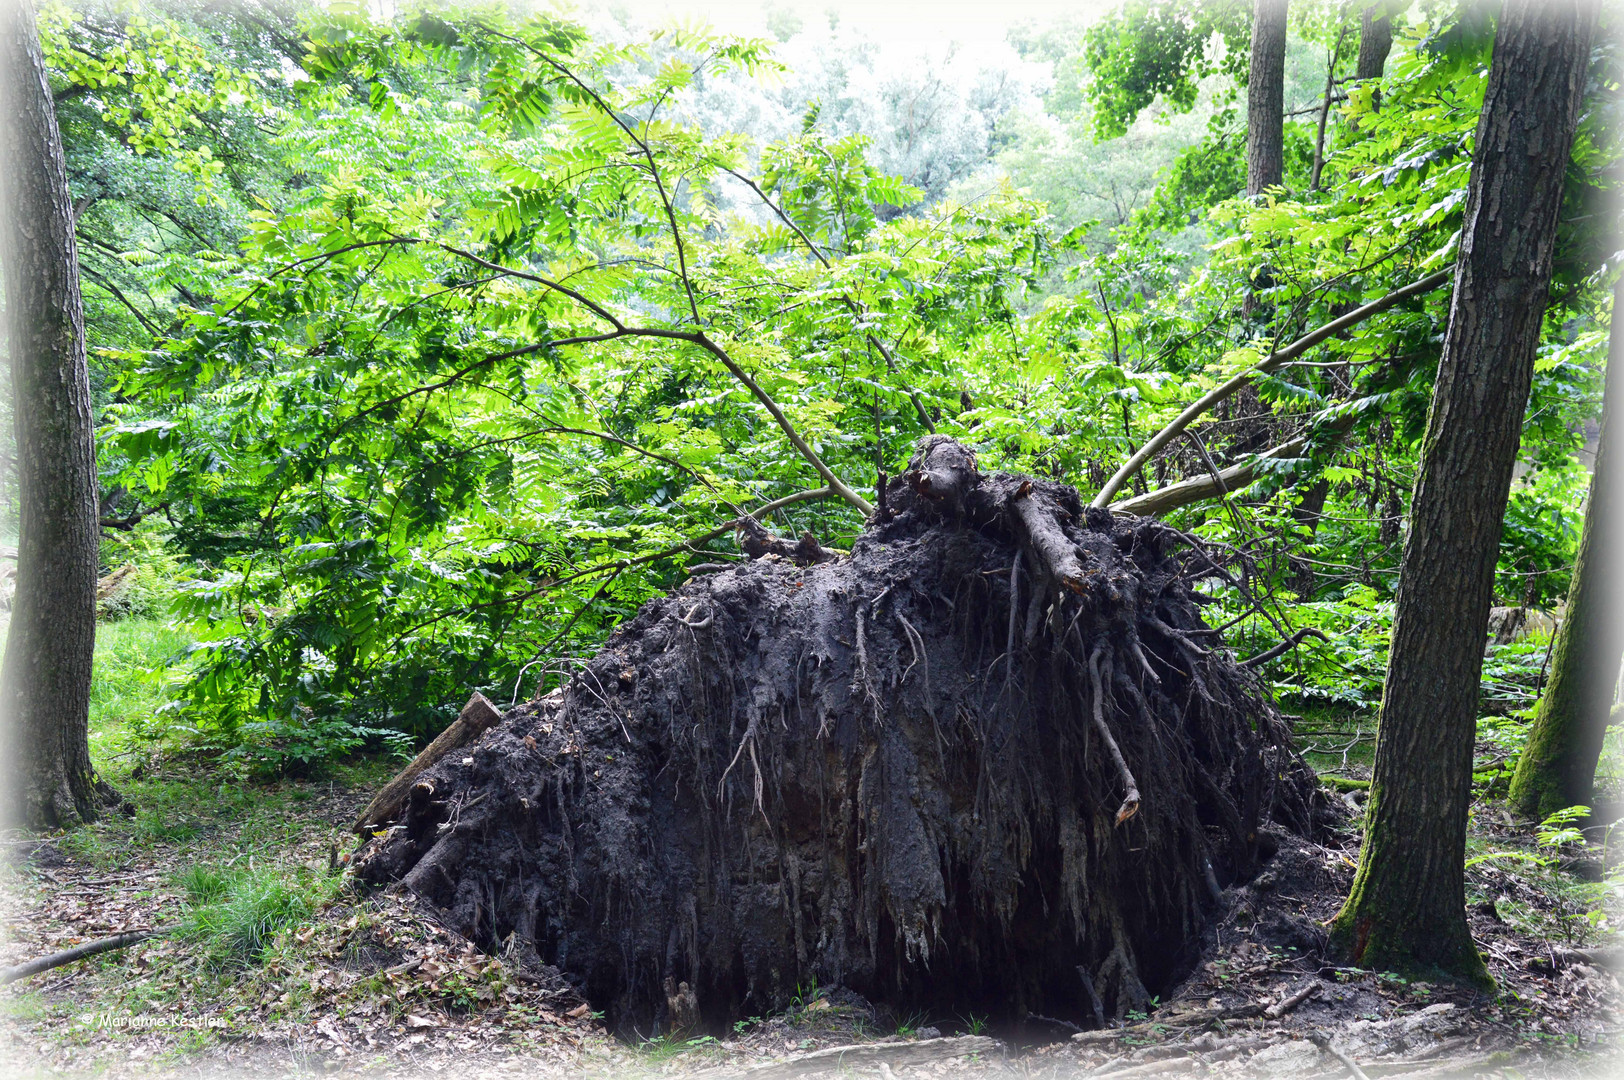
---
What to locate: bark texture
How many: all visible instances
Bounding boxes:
[1356,3,1394,81]
[0,1,105,829]
[358,437,1325,1033]
[1330,0,1597,979]
[1246,0,1288,196]
[1507,280,1624,820]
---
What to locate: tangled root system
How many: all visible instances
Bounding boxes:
[357,437,1323,1034]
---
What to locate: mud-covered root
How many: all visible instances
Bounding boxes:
[356,436,1326,1034]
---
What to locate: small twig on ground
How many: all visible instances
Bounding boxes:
[1027,1012,1084,1034]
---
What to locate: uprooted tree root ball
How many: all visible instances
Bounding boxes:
[356,436,1328,1035]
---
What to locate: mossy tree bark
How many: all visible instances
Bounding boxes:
[1330,0,1596,981]
[0,1,105,828]
[1245,0,1288,196]
[1508,281,1624,821]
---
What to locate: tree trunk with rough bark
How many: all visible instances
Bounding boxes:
[1356,3,1394,81]
[0,1,105,829]
[1246,0,1288,196]
[1507,281,1624,821]
[1329,0,1597,980]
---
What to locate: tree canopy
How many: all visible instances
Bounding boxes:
[35,0,1616,777]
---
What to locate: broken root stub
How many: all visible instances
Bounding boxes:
[356,436,1324,1034]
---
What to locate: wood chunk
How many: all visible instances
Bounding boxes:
[355,692,503,832]
[1010,483,1090,592]
[1263,980,1320,1019]
[908,434,979,517]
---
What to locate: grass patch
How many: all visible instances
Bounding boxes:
[178,864,234,905]
[180,866,342,968]
[88,617,194,767]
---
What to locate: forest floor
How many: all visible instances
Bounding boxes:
[0,624,1619,1078]
[1,730,1619,1079]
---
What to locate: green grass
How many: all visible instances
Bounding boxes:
[181,867,340,967]
[178,864,234,905]
[1291,706,1378,778]
[88,617,195,765]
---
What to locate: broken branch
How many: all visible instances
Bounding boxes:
[1092,269,1451,509]
[1264,980,1321,1019]
[355,692,503,832]
[1241,627,1331,668]
[1,925,179,985]
[1307,1031,1371,1080]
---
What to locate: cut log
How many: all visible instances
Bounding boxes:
[354,692,503,833]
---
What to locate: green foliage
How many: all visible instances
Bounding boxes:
[98,527,190,621]
[88,617,194,752]
[1082,0,1249,141]
[50,0,1612,763]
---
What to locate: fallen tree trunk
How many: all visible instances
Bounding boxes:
[357,436,1325,1034]
[1111,415,1359,518]
[1111,434,1309,518]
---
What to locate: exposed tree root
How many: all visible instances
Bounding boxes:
[357,437,1326,1034]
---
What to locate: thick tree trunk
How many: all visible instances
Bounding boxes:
[1329,0,1596,980]
[1356,3,1393,81]
[1246,0,1288,196]
[1507,281,1624,821]
[0,1,105,828]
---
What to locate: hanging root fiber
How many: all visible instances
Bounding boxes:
[357,436,1325,1034]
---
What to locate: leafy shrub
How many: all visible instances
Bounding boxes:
[175,702,413,779]
[97,527,189,622]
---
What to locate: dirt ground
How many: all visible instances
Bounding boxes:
[1,762,1618,1079]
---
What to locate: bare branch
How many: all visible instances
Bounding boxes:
[1090,269,1451,509]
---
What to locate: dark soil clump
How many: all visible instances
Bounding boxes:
[356,436,1326,1035]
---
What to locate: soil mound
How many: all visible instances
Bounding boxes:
[356,436,1324,1034]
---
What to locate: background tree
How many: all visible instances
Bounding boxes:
[1355,1,1393,81]
[1507,280,1624,821]
[0,0,104,827]
[1329,0,1598,979]
[1245,0,1288,194]
[1081,0,1250,141]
